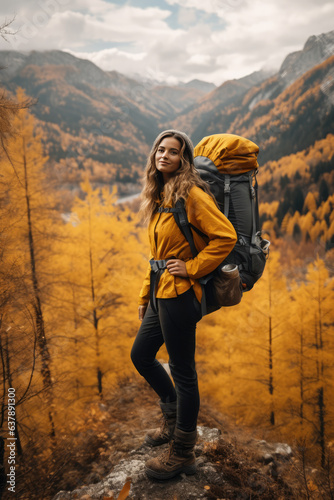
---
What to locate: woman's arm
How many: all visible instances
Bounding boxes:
[185,187,237,279]
[166,259,188,277]
[138,304,148,321]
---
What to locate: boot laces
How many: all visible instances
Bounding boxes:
[161,440,175,465]
[164,440,175,465]
[159,414,170,437]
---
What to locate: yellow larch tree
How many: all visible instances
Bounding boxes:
[229,251,290,428]
[0,90,61,441]
[278,280,318,449]
[50,177,148,414]
[303,258,334,467]
[197,250,292,430]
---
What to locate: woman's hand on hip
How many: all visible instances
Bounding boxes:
[138,305,147,321]
[166,259,188,278]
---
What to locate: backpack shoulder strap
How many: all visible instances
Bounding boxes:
[223,174,230,218]
[158,200,209,316]
[249,172,260,253]
[173,200,198,258]
[157,200,202,257]
[174,200,208,316]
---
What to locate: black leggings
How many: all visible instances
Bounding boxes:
[131,288,202,432]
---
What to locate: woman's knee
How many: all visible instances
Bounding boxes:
[130,342,142,370]
[131,342,155,373]
[169,362,198,388]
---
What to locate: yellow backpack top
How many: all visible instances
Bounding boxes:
[194,133,259,175]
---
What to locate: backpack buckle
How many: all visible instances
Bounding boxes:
[238,236,247,246]
[150,259,168,272]
[150,261,159,272]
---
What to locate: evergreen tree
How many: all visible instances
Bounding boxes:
[319,179,329,204]
[292,186,304,213]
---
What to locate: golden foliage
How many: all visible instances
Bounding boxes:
[260,134,334,186]
[1,92,333,485]
[257,134,334,247]
[0,100,148,451]
[196,251,334,464]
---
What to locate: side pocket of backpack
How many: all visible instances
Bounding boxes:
[251,247,267,279]
[236,246,266,292]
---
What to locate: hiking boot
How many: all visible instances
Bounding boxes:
[145,400,177,447]
[145,427,197,480]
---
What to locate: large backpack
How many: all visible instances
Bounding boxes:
[170,133,270,315]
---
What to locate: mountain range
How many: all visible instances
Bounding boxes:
[0,29,333,195]
[173,30,334,163]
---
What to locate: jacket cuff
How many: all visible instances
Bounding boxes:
[185,259,200,279]
[138,298,149,306]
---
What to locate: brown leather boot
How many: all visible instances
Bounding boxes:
[145,400,177,447]
[145,427,197,480]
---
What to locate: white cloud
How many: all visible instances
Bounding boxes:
[208,0,334,77]
[177,6,198,27]
[165,0,241,14]
[6,3,179,50]
[66,47,147,74]
[187,54,212,66]
[1,0,333,85]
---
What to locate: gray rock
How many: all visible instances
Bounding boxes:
[53,492,72,500]
[279,30,334,87]
[197,426,221,442]
[255,439,293,463]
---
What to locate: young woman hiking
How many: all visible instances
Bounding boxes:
[131,129,237,480]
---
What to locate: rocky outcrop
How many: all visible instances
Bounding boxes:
[52,426,222,500]
[248,30,334,109]
[254,439,293,464]
[52,426,295,500]
[279,30,334,87]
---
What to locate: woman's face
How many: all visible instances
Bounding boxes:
[155,137,182,182]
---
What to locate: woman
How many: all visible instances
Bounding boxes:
[131,129,237,480]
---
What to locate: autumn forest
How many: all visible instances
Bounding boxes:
[0,33,334,499]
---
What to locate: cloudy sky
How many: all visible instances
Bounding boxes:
[1,0,333,85]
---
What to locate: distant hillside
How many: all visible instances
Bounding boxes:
[0,29,333,197]
[170,69,272,141]
[258,133,334,250]
[171,30,334,163]
[231,55,334,163]
[279,30,334,87]
[180,79,216,93]
[0,50,217,195]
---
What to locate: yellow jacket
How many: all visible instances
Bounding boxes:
[139,186,237,306]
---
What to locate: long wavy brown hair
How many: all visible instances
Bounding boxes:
[140,130,215,222]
